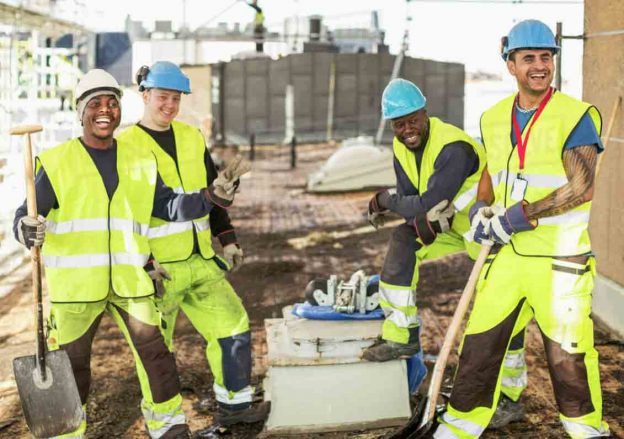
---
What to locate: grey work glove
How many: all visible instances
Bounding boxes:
[412,200,455,245]
[368,188,396,230]
[207,154,252,208]
[145,259,171,298]
[17,215,46,249]
[223,243,244,272]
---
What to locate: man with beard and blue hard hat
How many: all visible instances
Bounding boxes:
[13,69,246,438]
[434,20,610,438]
[118,61,269,427]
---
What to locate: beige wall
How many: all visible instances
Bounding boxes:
[178,65,212,141]
[584,0,624,284]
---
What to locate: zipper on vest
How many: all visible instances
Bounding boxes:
[107,198,113,292]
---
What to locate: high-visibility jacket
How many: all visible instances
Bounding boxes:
[37,138,156,303]
[480,90,602,257]
[119,121,215,263]
[393,117,486,237]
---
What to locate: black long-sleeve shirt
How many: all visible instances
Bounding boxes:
[13,138,214,240]
[137,124,237,247]
[386,140,479,220]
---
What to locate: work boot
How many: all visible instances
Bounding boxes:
[362,339,421,362]
[161,424,192,438]
[488,395,525,429]
[216,401,270,426]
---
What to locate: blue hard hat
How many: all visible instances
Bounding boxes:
[381,78,426,120]
[501,19,559,61]
[138,61,191,94]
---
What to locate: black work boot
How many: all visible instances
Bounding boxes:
[362,339,421,362]
[488,395,525,429]
[216,401,270,426]
[161,424,192,438]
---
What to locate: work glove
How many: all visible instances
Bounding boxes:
[412,200,455,245]
[368,188,396,229]
[17,215,46,249]
[466,200,498,244]
[207,154,252,208]
[145,259,171,298]
[489,201,536,245]
[223,243,244,272]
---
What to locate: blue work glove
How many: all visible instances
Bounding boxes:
[489,201,535,245]
[466,201,495,244]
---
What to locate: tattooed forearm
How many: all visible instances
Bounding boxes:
[525,145,597,220]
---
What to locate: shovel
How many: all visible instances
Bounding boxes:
[389,244,492,439]
[10,125,83,438]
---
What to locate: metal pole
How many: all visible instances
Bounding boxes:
[326,58,336,142]
[249,132,256,161]
[290,135,297,169]
[555,22,562,91]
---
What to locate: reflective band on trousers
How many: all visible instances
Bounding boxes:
[504,351,526,369]
[213,383,253,405]
[453,182,478,212]
[379,285,417,308]
[379,285,418,328]
[561,419,610,438]
[47,218,149,236]
[501,370,528,389]
[147,218,211,239]
[490,170,568,189]
[440,412,485,437]
[433,424,460,439]
[144,413,186,439]
[43,253,148,268]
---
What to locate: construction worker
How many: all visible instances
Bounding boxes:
[118,61,268,426]
[363,78,486,361]
[247,0,265,52]
[13,69,244,439]
[434,20,610,438]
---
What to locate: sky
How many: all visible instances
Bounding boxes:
[83,0,585,88]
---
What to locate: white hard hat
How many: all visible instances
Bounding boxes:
[75,69,123,121]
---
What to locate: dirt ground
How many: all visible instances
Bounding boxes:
[0,144,622,438]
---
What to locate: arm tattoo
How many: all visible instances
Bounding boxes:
[525,145,597,220]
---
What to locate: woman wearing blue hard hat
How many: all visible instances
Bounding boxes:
[119,61,268,427]
[435,19,610,438]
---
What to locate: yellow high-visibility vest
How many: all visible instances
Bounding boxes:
[480,90,602,256]
[119,121,215,262]
[37,138,156,302]
[393,117,486,239]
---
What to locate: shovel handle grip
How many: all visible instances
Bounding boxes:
[420,244,492,428]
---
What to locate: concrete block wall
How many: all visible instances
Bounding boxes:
[213,53,464,144]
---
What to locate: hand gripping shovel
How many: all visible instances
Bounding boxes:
[389,244,492,439]
[10,125,83,438]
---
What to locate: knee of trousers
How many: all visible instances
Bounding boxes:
[218,330,252,392]
[133,332,181,404]
[381,224,419,286]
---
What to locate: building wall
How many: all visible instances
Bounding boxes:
[212,52,464,144]
[584,0,624,285]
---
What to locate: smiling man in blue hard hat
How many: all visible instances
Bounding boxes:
[434,20,610,438]
[363,78,486,362]
[118,61,269,427]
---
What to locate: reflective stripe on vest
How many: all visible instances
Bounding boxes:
[393,117,485,237]
[480,91,602,256]
[118,121,215,262]
[37,138,156,302]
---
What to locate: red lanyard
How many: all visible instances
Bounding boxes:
[511,87,553,171]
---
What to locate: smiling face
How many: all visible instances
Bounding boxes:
[507,49,555,98]
[142,88,181,130]
[81,94,120,148]
[391,109,429,150]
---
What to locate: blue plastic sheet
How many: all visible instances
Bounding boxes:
[291,302,385,320]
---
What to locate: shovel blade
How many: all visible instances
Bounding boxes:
[13,350,82,438]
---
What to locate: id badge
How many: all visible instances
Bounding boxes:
[511,176,528,201]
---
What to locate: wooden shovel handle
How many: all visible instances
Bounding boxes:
[14,128,46,373]
[419,244,492,428]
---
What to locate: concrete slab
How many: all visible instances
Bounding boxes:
[263,311,411,435]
